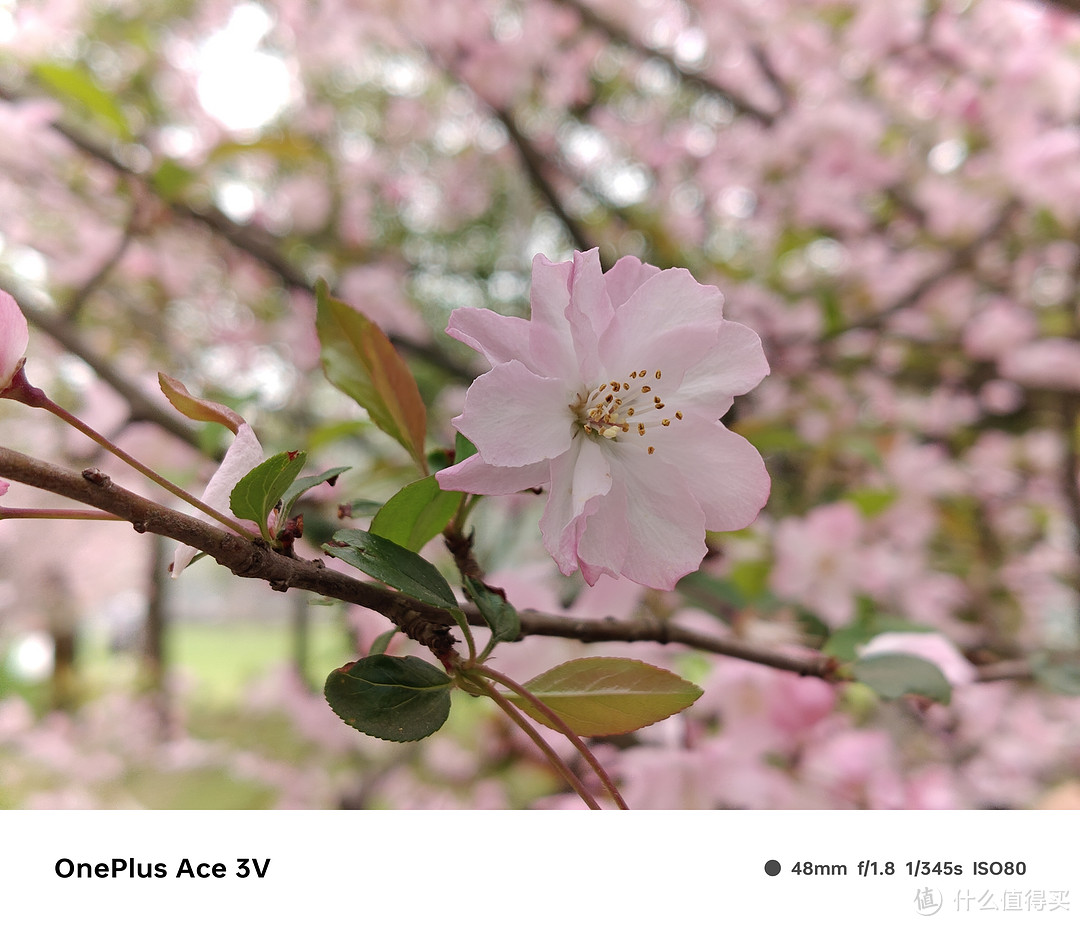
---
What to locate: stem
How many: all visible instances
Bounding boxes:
[0,506,123,520]
[451,608,477,662]
[475,664,629,810]
[465,672,601,809]
[32,389,257,539]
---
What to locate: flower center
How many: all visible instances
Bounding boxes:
[571,367,683,455]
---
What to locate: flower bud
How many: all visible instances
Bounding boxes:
[0,290,29,393]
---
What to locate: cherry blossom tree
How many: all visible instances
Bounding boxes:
[2,0,1080,809]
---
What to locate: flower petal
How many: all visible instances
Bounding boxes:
[448,303,575,381]
[446,305,532,368]
[602,254,661,309]
[599,267,724,384]
[539,438,612,577]
[565,249,612,384]
[436,452,549,495]
[0,290,30,390]
[578,447,707,589]
[171,423,264,577]
[529,252,572,331]
[678,320,770,407]
[662,416,771,531]
[453,360,574,467]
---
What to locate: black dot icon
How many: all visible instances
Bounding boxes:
[764,860,781,877]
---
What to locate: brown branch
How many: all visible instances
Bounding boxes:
[1033,0,1080,15]
[63,205,138,322]
[550,0,778,125]
[0,82,474,386]
[491,106,597,255]
[0,446,1034,686]
[774,201,1021,351]
[0,446,457,656]
[831,201,1020,339]
[506,609,841,678]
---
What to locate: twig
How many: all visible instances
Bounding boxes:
[551,0,777,125]
[2,442,1042,686]
[0,446,458,655]
[815,201,1020,343]
[491,106,597,255]
[505,608,842,679]
[476,663,629,809]
[0,82,475,386]
[2,278,209,453]
[467,672,603,808]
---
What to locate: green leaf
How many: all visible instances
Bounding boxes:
[150,159,197,201]
[315,280,428,472]
[324,655,452,742]
[455,432,477,465]
[368,629,399,656]
[209,131,326,166]
[340,498,385,518]
[278,465,351,524]
[33,62,133,141]
[230,450,307,539]
[852,653,952,705]
[369,475,463,552]
[823,618,935,662]
[159,373,245,434]
[324,528,457,610]
[820,288,845,337]
[1032,653,1080,696]
[728,560,771,601]
[677,570,748,612]
[508,657,703,737]
[463,576,520,646]
[845,487,898,518]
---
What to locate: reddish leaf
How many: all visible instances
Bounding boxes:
[159,373,245,434]
[315,280,428,473]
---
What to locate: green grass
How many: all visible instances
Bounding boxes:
[167,619,353,704]
[69,615,356,707]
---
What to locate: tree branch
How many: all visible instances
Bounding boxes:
[506,608,841,678]
[491,105,598,255]
[0,445,1031,686]
[550,0,778,125]
[0,83,475,386]
[0,445,457,656]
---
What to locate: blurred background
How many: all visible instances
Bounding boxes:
[2,0,1080,809]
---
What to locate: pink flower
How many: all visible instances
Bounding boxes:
[170,423,265,577]
[0,289,29,391]
[436,249,770,589]
[998,338,1080,392]
[770,501,865,627]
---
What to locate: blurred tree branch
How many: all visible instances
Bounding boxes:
[551,0,781,124]
[1036,0,1080,14]
[491,105,598,256]
[0,83,475,386]
[3,279,208,453]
